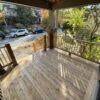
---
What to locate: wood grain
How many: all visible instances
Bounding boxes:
[1,49,99,100]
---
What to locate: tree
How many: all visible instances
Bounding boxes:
[84,5,100,59]
[57,5,100,62]
[59,8,86,39]
[42,17,49,28]
[0,11,7,29]
[86,5,100,41]
[58,9,69,27]
[15,5,35,26]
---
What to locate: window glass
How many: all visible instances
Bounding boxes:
[18,30,24,32]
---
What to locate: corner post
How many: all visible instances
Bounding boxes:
[48,10,57,49]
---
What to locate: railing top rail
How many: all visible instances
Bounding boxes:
[56,34,100,64]
[0,45,5,49]
[75,38,100,45]
[57,35,100,45]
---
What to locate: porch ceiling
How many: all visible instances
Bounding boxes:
[2,0,100,10]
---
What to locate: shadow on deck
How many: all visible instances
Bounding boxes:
[1,49,99,100]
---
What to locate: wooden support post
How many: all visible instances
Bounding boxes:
[98,64,100,81]
[48,10,57,49]
[49,29,55,49]
[5,44,18,67]
[44,35,47,51]
[69,52,71,57]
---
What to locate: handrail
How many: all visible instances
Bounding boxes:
[75,38,100,45]
[0,46,5,49]
[0,44,17,76]
[55,34,100,64]
[32,35,48,52]
[58,34,100,44]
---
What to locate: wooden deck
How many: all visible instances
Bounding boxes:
[0,49,99,100]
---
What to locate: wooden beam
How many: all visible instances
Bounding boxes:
[53,0,100,9]
[2,0,52,9]
[2,0,100,10]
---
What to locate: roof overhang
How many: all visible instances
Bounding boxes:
[53,0,100,9]
[1,0,51,9]
[2,0,100,10]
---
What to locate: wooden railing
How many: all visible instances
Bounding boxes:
[55,35,100,64]
[32,35,48,52]
[0,44,17,76]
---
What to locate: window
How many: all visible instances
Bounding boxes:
[18,30,24,32]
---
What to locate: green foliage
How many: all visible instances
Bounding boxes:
[67,8,85,37]
[59,7,100,62]
[15,5,35,26]
[62,21,72,31]
[58,10,69,19]
[0,17,4,24]
[42,17,49,27]
[84,44,100,62]
[15,23,25,28]
[0,13,5,24]
[68,8,85,28]
[0,14,8,35]
[59,8,86,38]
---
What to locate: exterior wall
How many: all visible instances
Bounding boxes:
[3,4,17,17]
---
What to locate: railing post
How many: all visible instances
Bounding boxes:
[69,52,71,57]
[49,29,55,49]
[44,35,47,51]
[0,63,6,75]
[5,44,18,67]
[81,43,85,57]
[98,64,100,81]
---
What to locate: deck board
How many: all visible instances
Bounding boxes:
[1,49,99,100]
